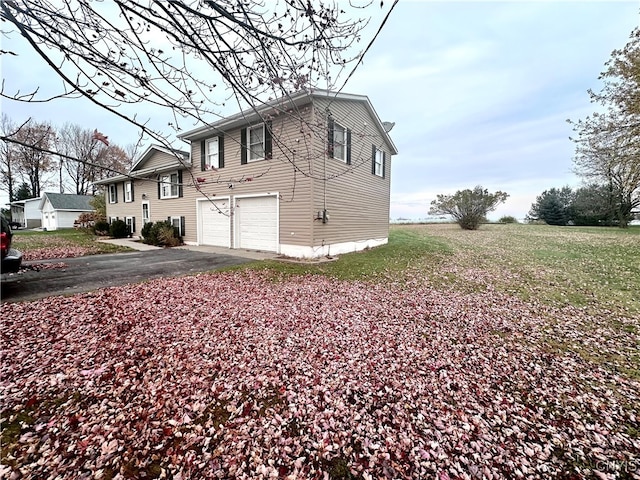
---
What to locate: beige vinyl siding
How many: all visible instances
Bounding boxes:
[134,151,188,171]
[310,98,391,246]
[183,106,314,246]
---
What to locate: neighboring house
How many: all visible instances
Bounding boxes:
[95,89,398,258]
[39,193,95,231]
[9,197,42,229]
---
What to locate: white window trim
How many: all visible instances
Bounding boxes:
[206,137,219,170]
[160,172,179,199]
[142,201,150,224]
[248,124,265,162]
[108,184,117,204]
[124,181,133,202]
[334,123,347,162]
[374,148,384,177]
[125,216,134,234]
[169,216,183,236]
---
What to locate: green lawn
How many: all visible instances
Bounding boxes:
[12,228,132,258]
[257,223,640,315]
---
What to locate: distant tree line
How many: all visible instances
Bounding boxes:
[0,115,134,202]
[527,184,636,226]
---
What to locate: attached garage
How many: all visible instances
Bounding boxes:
[234,194,278,252]
[197,197,231,247]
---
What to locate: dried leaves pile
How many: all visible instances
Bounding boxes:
[22,246,100,262]
[1,271,639,479]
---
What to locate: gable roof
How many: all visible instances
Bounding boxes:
[178,89,398,155]
[130,144,190,172]
[93,145,191,185]
[39,193,94,211]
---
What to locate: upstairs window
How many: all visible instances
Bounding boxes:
[372,146,386,178]
[334,124,347,162]
[124,181,133,202]
[203,137,224,170]
[327,118,351,164]
[249,124,265,161]
[108,184,118,204]
[241,122,272,164]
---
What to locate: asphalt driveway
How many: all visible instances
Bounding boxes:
[1,249,257,303]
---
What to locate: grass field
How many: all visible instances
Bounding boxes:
[261,223,640,315]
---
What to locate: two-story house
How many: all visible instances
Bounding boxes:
[95,90,397,258]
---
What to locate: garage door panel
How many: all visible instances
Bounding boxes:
[199,199,230,247]
[235,196,277,252]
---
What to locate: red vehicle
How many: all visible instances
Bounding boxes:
[1,215,23,275]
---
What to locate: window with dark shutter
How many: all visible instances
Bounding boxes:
[200,140,206,171]
[218,135,225,168]
[241,128,247,164]
[327,117,334,157]
[382,152,386,179]
[265,121,272,159]
[372,146,384,177]
[372,145,376,175]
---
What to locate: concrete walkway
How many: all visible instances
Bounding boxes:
[97,238,277,260]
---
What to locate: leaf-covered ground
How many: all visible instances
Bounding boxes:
[2,268,638,479]
[12,230,130,262]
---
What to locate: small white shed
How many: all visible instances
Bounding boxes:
[39,193,95,231]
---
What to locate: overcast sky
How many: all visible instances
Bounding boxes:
[2,1,638,220]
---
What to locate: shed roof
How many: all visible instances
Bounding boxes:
[39,193,94,211]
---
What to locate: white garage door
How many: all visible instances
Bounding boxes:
[235,195,278,252]
[198,198,231,247]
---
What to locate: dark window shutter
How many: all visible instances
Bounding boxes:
[114,184,118,203]
[178,170,183,197]
[241,128,247,164]
[327,118,335,158]
[218,135,224,168]
[346,129,352,165]
[157,177,161,199]
[265,121,272,159]
[201,140,206,171]
[382,152,386,179]
[130,182,134,202]
[180,216,185,237]
[372,145,376,175]
[131,217,136,234]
